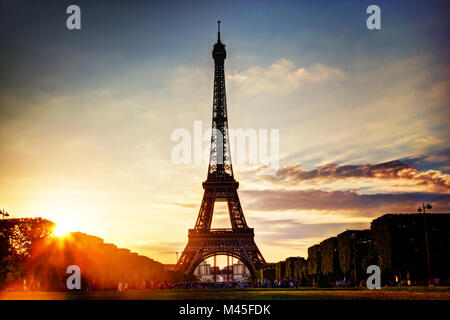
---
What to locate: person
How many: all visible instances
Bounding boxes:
[117,282,123,292]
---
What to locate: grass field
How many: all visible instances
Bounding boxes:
[1,287,449,300]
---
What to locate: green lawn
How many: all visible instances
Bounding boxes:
[1,287,449,300]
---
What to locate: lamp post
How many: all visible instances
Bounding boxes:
[0,208,10,219]
[417,202,432,287]
[351,233,357,285]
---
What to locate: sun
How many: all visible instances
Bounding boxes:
[53,219,75,236]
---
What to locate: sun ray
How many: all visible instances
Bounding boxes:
[53,219,76,236]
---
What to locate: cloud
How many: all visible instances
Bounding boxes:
[426,80,450,103]
[252,218,369,241]
[242,189,450,214]
[256,159,450,193]
[133,241,186,252]
[401,148,450,174]
[172,202,197,208]
[227,59,344,96]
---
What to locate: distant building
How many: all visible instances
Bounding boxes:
[284,257,303,280]
[320,237,340,282]
[163,264,177,271]
[231,262,250,281]
[337,229,377,283]
[307,244,321,277]
[193,260,250,282]
[193,261,215,282]
[274,261,286,281]
[255,263,275,282]
[256,213,450,287]
[371,213,450,284]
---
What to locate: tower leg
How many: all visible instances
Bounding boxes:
[231,257,234,283]
[214,255,217,283]
[227,255,230,282]
[176,228,266,275]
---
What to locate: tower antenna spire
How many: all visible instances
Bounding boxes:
[217,20,221,42]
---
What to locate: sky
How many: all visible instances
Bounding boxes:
[0,0,449,266]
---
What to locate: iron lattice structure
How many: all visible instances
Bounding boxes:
[176,22,266,275]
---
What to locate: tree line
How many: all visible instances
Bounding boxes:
[0,218,190,291]
[254,213,450,287]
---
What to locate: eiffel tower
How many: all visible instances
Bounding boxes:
[176,21,266,275]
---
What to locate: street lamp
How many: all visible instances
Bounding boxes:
[351,233,357,285]
[0,208,10,219]
[417,202,432,287]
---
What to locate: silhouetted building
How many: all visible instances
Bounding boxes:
[320,237,340,282]
[163,264,177,271]
[284,257,302,279]
[337,229,377,283]
[274,261,286,280]
[371,213,450,284]
[256,213,449,287]
[307,244,321,278]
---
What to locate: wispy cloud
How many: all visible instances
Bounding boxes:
[227,59,344,96]
[401,148,450,174]
[255,159,450,193]
[242,189,450,214]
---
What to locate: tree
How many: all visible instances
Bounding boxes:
[0,218,54,288]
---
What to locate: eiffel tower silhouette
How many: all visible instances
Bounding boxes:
[176,21,266,275]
